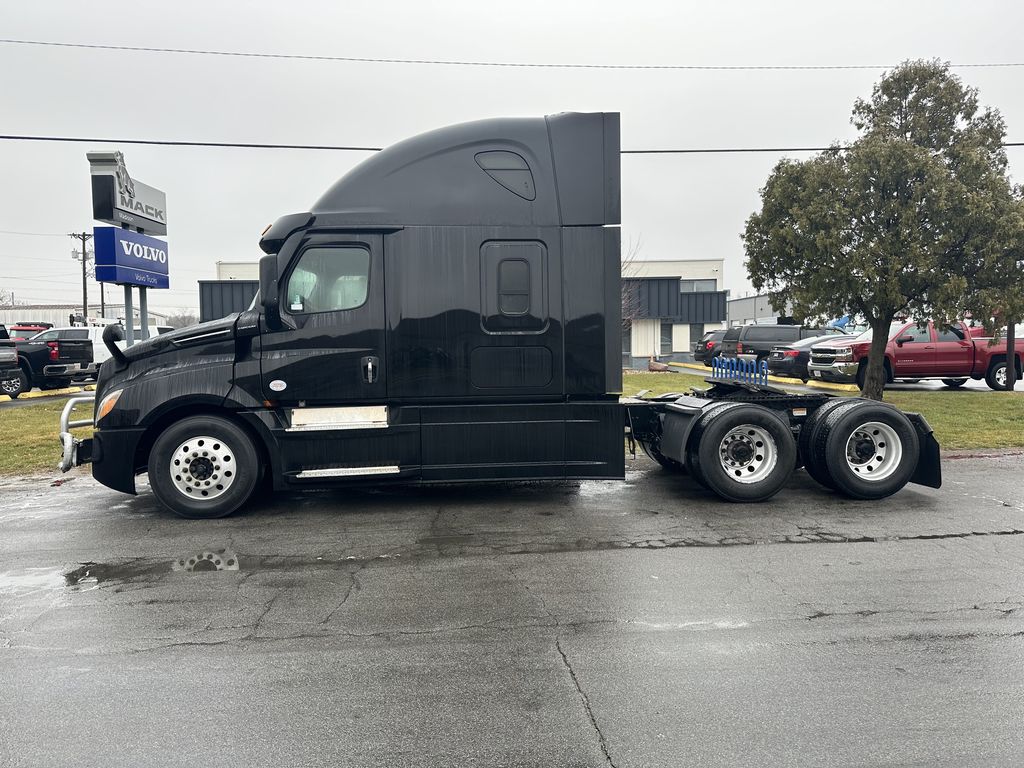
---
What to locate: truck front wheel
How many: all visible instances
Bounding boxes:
[815,401,918,500]
[688,404,796,502]
[148,415,261,519]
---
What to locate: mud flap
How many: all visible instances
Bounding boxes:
[906,412,941,489]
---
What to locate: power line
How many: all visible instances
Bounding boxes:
[2,38,1023,71]
[1,133,1022,154]
[0,134,382,152]
[0,228,68,237]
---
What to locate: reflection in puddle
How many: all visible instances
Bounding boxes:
[172,550,240,573]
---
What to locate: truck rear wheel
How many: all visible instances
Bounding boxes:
[985,359,1018,390]
[688,404,796,502]
[148,416,260,519]
[814,401,918,500]
[798,397,865,490]
[941,378,967,388]
[684,401,744,488]
[1,369,27,398]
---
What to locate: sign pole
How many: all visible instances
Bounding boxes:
[123,285,135,347]
[139,287,150,339]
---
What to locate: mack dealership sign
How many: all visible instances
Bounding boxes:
[94,227,170,289]
[87,151,167,236]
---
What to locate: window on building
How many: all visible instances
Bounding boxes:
[679,279,717,293]
[660,322,672,354]
[622,320,632,356]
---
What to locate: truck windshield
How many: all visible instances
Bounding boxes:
[850,323,905,343]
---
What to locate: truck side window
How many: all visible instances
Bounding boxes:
[901,324,931,343]
[935,326,965,342]
[285,246,369,315]
[480,241,548,333]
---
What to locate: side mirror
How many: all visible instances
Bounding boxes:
[896,334,913,346]
[259,254,281,330]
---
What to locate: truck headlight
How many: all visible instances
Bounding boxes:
[96,389,123,422]
[833,348,853,362]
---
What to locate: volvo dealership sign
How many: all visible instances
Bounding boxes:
[94,227,170,289]
[87,151,167,236]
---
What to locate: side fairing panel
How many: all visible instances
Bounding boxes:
[384,225,564,400]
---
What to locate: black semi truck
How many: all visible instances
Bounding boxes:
[59,112,941,519]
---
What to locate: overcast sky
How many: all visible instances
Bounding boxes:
[1,0,1022,313]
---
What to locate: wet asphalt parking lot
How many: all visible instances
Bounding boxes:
[2,452,1023,767]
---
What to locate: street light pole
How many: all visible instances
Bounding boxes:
[69,231,93,322]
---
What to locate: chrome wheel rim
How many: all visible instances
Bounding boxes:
[718,424,777,484]
[995,365,1007,387]
[845,421,902,481]
[0,376,20,394]
[169,435,236,500]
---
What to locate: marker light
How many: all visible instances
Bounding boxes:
[96,389,123,422]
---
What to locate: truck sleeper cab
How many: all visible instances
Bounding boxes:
[60,112,942,518]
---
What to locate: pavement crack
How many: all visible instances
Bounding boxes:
[321,563,368,625]
[555,637,618,768]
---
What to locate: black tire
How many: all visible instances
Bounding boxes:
[985,360,1013,391]
[148,415,261,519]
[798,397,866,490]
[684,401,745,488]
[637,438,683,472]
[856,362,892,391]
[688,404,797,502]
[1,369,27,398]
[941,378,967,389]
[814,401,919,500]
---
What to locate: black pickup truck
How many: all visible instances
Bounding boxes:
[0,325,22,397]
[8,327,93,397]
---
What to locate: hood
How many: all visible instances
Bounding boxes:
[122,314,239,361]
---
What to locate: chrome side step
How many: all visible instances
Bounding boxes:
[286,405,389,432]
[296,465,400,479]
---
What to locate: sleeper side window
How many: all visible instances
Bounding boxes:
[480,241,548,334]
[285,246,370,315]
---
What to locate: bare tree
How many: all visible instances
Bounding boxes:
[0,288,14,307]
[165,311,199,329]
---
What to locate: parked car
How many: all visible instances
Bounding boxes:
[767,333,857,382]
[807,320,1024,390]
[719,324,846,365]
[0,325,23,397]
[7,323,52,341]
[693,329,726,366]
[13,327,94,394]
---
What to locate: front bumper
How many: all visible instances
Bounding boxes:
[806,360,859,383]
[59,394,143,494]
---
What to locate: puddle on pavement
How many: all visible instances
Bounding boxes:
[0,567,69,597]
[171,549,240,573]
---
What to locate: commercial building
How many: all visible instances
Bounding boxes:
[622,259,727,368]
[0,303,167,329]
[726,293,794,326]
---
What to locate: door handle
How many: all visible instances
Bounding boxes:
[924,346,935,350]
[361,355,379,384]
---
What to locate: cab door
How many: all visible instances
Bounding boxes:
[260,233,385,404]
[890,322,934,377]
[932,324,973,375]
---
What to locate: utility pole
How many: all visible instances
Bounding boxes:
[69,231,93,322]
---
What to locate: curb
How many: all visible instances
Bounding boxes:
[667,361,860,393]
[0,384,95,404]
